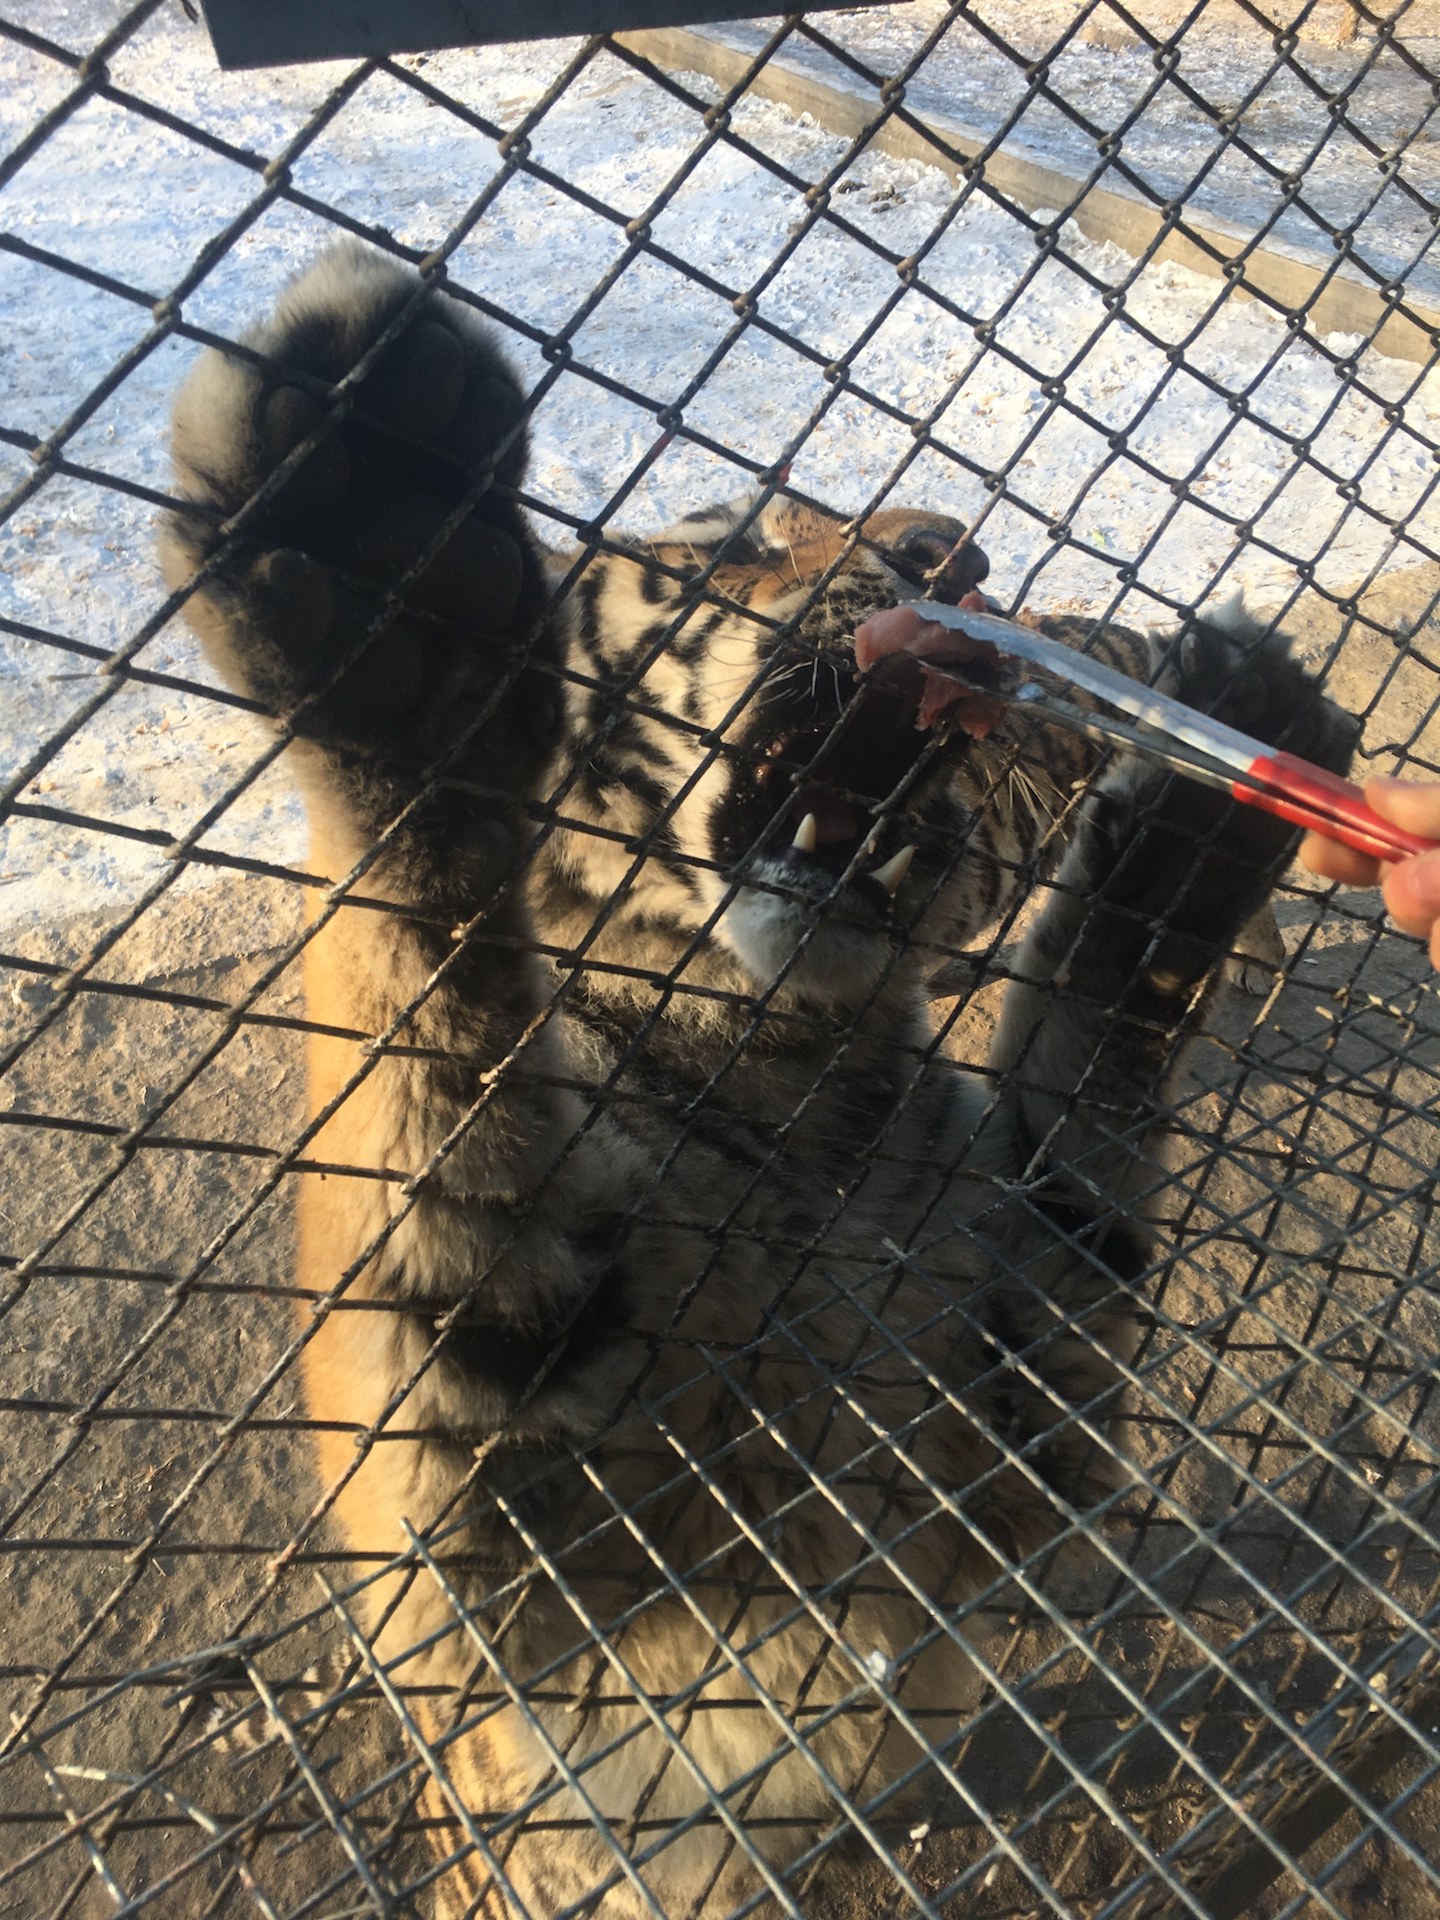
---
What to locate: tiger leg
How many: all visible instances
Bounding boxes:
[161,244,636,1908]
[988,601,1358,1208]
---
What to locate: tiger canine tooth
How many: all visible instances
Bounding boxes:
[873,845,915,894]
[792,812,819,854]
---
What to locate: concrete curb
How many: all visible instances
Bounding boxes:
[617,25,1440,366]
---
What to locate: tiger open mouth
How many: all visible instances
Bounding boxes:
[735,592,1010,899]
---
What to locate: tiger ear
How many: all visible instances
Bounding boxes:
[762,488,841,548]
[655,490,769,554]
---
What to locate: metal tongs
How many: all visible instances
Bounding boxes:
[899,601,1437,866]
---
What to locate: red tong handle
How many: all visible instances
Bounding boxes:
[1243,753,1438,864]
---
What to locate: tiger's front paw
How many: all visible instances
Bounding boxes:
[161,242,556,775]
[1087,601,1360,999]
[1163,599,1360,869]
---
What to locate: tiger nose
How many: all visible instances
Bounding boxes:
[894,527,989,602]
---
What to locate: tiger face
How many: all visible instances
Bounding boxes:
[545,495,1009,1004]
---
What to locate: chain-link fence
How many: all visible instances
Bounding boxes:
[4,1,1440,1916]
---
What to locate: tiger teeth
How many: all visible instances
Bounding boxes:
[872,845,915,895]
[792,812,819,854]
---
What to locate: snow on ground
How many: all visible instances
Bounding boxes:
[3,0,1440,959]
[721,0,1440,299]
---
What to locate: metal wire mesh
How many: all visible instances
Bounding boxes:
[3,1,1440,1916]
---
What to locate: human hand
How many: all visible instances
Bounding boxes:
[1299,777,1440,967]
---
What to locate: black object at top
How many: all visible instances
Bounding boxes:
[199,0,899,68]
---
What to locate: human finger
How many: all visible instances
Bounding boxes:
[1365,776,1440,841]
[1297,830,1381,888]
[1381,850,1440,939]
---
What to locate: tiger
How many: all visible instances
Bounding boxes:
[159,239,1355,1919]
